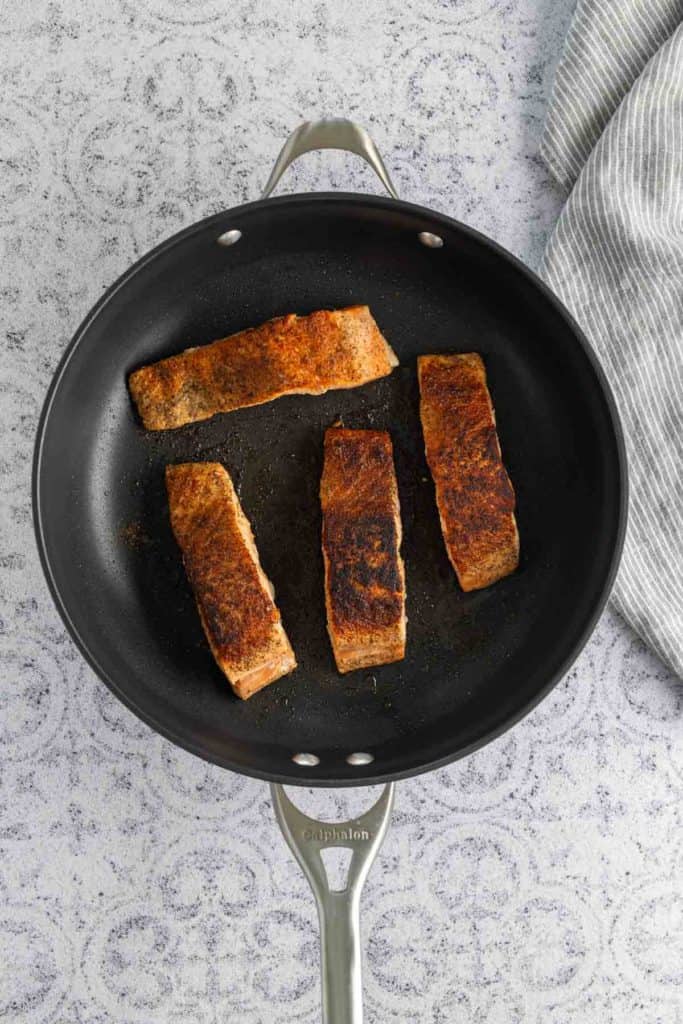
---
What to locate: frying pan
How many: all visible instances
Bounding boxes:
[33,119,626,1023]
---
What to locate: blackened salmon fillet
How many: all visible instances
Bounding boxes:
[166,462,296,698]
[130,306,397,430]
[321,428,406,673]
[418,353,519,591]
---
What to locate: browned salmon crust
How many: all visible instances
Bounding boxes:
[321,428,406,673]
[418,353,519,592]
[129,306,398,430]
[165,462,296,699]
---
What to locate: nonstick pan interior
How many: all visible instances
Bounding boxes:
[34,194,626,785]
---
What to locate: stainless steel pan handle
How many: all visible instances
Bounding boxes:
[261,118,399,200]
[266,119,398,1024]
[271,783,395,1024]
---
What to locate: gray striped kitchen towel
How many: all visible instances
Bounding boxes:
[539,5,683,677]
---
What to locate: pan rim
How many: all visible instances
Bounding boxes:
[32,191,628,787]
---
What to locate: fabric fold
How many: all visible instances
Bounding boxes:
[539,23,683,677]
[541,0,683,190]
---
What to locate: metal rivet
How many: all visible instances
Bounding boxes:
[217,229,242,246]
[346,752,374,766]
[418,231,444,248]
[292,752,320,767]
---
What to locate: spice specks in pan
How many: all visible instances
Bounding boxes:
[119,520,151,551]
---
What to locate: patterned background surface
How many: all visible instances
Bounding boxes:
[2,1,682,1021]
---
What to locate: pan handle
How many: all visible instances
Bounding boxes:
[271,782,395,1024]
[261,119,399,200]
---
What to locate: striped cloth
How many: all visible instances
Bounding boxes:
[539,3,683,678]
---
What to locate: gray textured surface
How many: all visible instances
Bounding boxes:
[1,1,682,1022]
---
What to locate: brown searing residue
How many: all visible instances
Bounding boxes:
[119,520,151,551]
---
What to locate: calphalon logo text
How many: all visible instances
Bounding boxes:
[303,827,371,842]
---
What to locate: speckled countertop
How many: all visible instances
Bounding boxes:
[2,1,682,1022]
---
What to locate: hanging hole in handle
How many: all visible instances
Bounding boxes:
[292,752,320,767]
[320,847,354,892]
[217,229,242,246]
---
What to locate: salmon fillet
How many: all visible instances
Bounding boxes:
[165,462,296,699]
[418,353,519,591]
[321,428,406,673]
[130,305,397,430]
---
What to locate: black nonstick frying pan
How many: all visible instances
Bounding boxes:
[33,119,626,1023]
[34,119,626,787]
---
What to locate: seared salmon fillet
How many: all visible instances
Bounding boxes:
[165,462,296,699]
[130,305,397,430]
[418,353,519,591]
[321,428,406,673]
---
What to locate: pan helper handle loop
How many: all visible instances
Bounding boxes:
[271,782,395,1024]
[261,118,399,200]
